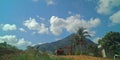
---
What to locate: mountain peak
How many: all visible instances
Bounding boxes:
[34,34,95,53]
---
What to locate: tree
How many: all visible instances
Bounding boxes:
[73,27,91,54]
[0,42,7,48]
[88,44,99,56]
[99,31,120,57]
[77,27,91,44]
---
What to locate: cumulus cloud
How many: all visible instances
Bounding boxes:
[16,38,32,47]
[1,24,17,31]
[0,35,32,48]
[23,18,39,30]
[50,14,100,35]
[109,10,120,24]
[23,18,48,34]
[50,16,65,35]
[0,35,17,44]
[96,0,120,15]
[19,28,26,32]
[38,23,49,34]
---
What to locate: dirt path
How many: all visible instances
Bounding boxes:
[61,55,112,60]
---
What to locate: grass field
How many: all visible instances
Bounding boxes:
[0,47,113,60]
[0,51,114,60]
[0,50,72,60]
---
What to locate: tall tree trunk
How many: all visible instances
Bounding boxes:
[80,44,82,54]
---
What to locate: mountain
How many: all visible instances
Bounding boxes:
[34,34,96,54]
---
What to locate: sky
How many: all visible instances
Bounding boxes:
[0,0,120,49]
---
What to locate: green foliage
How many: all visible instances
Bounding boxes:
[99,31,120,57]
[0,42,21,59]
[1,45,72,60]
[74,50,81,55]
[77,27,90,40]
[87,44,99,56]
[0,42,18,50]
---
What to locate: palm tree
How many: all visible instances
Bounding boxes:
[70,34,79,54]
[71,34,79,47]
[76,27,91,54]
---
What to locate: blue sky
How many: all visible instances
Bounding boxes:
[0,0,120,49]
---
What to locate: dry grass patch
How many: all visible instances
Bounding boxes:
[61,55,112,60]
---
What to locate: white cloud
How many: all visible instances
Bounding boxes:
[17,38,32,47]
[1,24,17,31]
[19,28,26,32]
[93,37,101,44]
[50,16,65,35]
[38,42,43,45]
[50,14,100,35]
[90,31,96,37]
[36,15,45,21]
[32,0,55,5]
[85,30,96,37]
[46,0,55,5]
[0,35,17,44]
[23,18,39,30]
[23,18,48,34]
[109,10,120,24]
[0,35,32,48]
[39,17,45,21]
[31,42,43,47]
[97,0,120,15]
[38,23,49,34]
